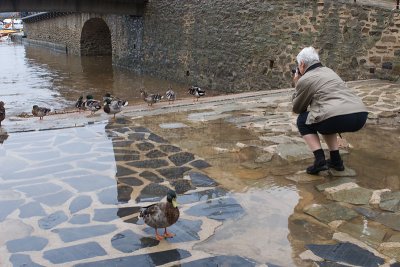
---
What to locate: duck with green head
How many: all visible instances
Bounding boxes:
[140,190,179,240]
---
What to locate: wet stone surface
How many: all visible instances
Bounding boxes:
[185,197,245,221]
[180,255,256,267]
[6,236,48,253]
[9,254,44,267]
[43,242,107,264]
[111,230,159,253]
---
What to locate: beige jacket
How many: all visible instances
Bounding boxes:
[292,66,367,124]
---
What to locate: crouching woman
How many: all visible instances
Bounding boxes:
[292,46,368,175]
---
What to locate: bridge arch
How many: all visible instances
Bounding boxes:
[80,18,111,56]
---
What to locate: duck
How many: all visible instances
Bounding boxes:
[75,96,85,112]
[0,101,5,126]
[165,86,176,104]
[32,105,51,120]
[83,95,102,115]
[102,92,114,103]
[140,89,163,106]
[188,86,206,102]
[103,97,128,119]
[140,190,179,241]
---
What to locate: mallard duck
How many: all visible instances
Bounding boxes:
[140,190,179,240]
[83,95,101,115]
[0,101,5,126]
[140,89,163,106]
[165,86,176,104]
[75,96,85,112]
[32,105,51,120]
[188,86,206,102]
[103,98,128,119]
[103,92,114,103]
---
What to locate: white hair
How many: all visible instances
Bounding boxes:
[296,47,320,68]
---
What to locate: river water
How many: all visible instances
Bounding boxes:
[0,40,216,117]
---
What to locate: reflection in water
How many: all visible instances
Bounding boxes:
[0,41,224,118]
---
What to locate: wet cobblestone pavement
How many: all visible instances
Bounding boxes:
[0,79,399,266]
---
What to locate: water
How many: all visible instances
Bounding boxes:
[0,41,221,117]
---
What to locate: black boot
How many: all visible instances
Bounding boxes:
[306,149,328,175]
[327,150,345,171]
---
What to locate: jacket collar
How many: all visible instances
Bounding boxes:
[304,62,323,75]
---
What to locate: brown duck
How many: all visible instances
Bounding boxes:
[140,190,179,240]
[0,101,5,126]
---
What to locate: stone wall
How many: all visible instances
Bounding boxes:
[23,0,400,92]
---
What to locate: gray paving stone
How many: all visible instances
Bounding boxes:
[51,225,117,242]
[64,175,116,192]
[9,254,44,267]
[0,200,24,221]
[144,219,202,243]
[133,126,151,133]
[136,183,171,203]
[189,159,212,169]
[69,195,93,214]
[34,190,73,207]
[97,187,118,205]
[75,249,191,267]
[93,208,118,222]
[188,172,219,187]
[38,211,68,230]
[117,185,133,203]
[304,203,359,224]
[127,159,169,169]
[116,165,137,177]
[127,132,146,141]
[326,187,373,205]
[19,150,60,161]
[69,214,91,224]
[178,188,228,204]
[171,179,195,194]
[58,142,92,154]
[19,202,46,218]
[157,166,192,180]
[168,152,195,166]
[355,207,400,231]
[139,171,164,183]
[111,230,159,253]
[136,142,155,151]
[117,207,141,218]
[180,255,256,267]
[114,154,140,161]
[6,236,48,253]
[307,242,384,267]
[148,133,168,143]
[145,149,167,158]
[112,140,135,148]
[185,197,245,221]
[118,177,143,186]
[315,178,356,192]
[159,144,181,153]
[2,164,73,180]
[43,242,107,264]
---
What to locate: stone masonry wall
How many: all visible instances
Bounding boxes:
[23,0,400,92]
[23,13,142,69]
[141,0,400,91]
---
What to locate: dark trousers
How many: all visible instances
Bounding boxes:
[297,112,368,136]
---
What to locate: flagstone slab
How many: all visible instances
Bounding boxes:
[315,178,357,192]
[159,145,181,153]
[304,203,359,224]
[69,214,91,224]
[75,249,191,267]
[117,185,133,203]
[171,179,195,194]
[117,207,141,218]
[180,255,256,267]
[144,219,202,243]
[93,208,119,222]
[379,191,400,212]
[148,133,168,143]
[178,188,228,205]
[3,164,73,180]
[111,230,159,253]
[16,183,62,197]
[168,152,195,166]
[139,171,164,183]
[325,187,373,205]
[6,236,48,253]
[38,211,68,230]
[43,242,107,264]
[64,175,116,192]
[127,159,169,169]
[136,183,171,203]
[58,142,92,154]
[337,222,386,248]
[97,187,118,205]
[114,153,140,161]
[159,122,188,129]
[157,166,192,180]
[145,149,167,158]
[187,172,218,187]
[118,177,143,186]
[52,225,117,242]
[34,190,73,207]
[127,132,146,141]
[329,167,357,177]
[307,242,384,267]
[0,200,24,221]
[189,159,212,169]
[275,143,313,162]
[355,207,400,231]
[185,197,245,221]
[69,195,92,214]
[19,202,46,218]
[9,254,44,267]
[136,142,156,151]
[116,165,137,177]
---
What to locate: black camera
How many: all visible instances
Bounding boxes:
[291,67,299,75]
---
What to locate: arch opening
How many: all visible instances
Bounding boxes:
[80,18,111,56]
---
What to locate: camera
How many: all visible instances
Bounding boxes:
[291,67,300,75]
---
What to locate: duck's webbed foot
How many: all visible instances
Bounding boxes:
[155,229,164,240]
[164,228,175,238]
